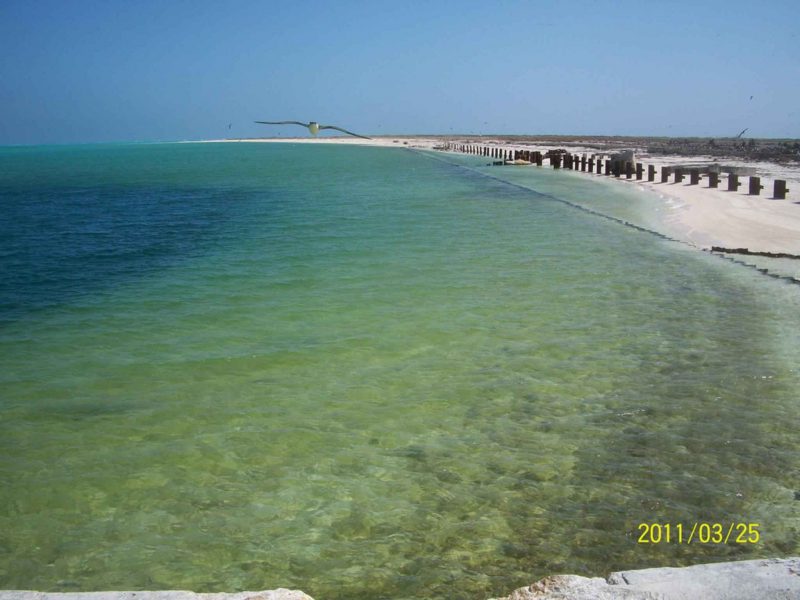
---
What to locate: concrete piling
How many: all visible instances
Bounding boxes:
[774,179,790,199]
[748,176,764,196]
[460,147,781,203]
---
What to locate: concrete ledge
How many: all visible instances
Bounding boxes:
[3,558,798,600]
[497,557,800,599]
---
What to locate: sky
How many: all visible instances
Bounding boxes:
[1,0,799,144]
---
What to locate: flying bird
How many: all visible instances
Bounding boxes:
[736,128,749,138]
[254,120,371,140]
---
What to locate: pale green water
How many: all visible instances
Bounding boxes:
[1,143,799,599]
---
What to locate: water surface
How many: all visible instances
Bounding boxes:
[1,143,798,599]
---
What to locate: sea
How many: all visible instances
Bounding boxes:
[1,142,798,600]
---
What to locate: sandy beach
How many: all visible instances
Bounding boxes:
[203,135,800,258]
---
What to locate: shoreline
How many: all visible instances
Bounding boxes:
[195,136,800,257]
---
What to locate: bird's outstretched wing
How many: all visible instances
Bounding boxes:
[254,120,310,127]
[319,124,372,140]
[736,127,749,138]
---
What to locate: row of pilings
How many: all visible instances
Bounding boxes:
[443,143,790,200]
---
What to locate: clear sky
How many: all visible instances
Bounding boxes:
[1,0,798,144]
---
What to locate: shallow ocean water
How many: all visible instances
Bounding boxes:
[1,143,798,599]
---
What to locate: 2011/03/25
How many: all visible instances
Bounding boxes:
[637,522,760,545]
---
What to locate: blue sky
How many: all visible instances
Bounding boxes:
[1,0,798,144]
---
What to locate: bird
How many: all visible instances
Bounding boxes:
[254,120,371,140]
[736,128,749,138]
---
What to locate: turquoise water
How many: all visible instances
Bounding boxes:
[1,143,799,599]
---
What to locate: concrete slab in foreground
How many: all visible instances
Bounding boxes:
[2,558,798,600]
[498,557,800,599]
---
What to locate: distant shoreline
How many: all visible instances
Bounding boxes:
[188,136,800,260]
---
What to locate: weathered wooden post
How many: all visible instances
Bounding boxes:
[748,176,764,196]
[552,154,562,169]
[647,165,656,182]
[708,172,719,188]
[596,158,603,174]
[635,163,644,180]
[774,180,790,199]
[689,169,701,185]
[727,174,741,192]
[581,155,587,171]
[604,160,611,175]
[588,157,595,172]
[625,162,634,179]
[674,168,684,184]
[661,166,672,183]
[613,160,622,177]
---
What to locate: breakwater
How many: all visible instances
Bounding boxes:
[443,143,791,199]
